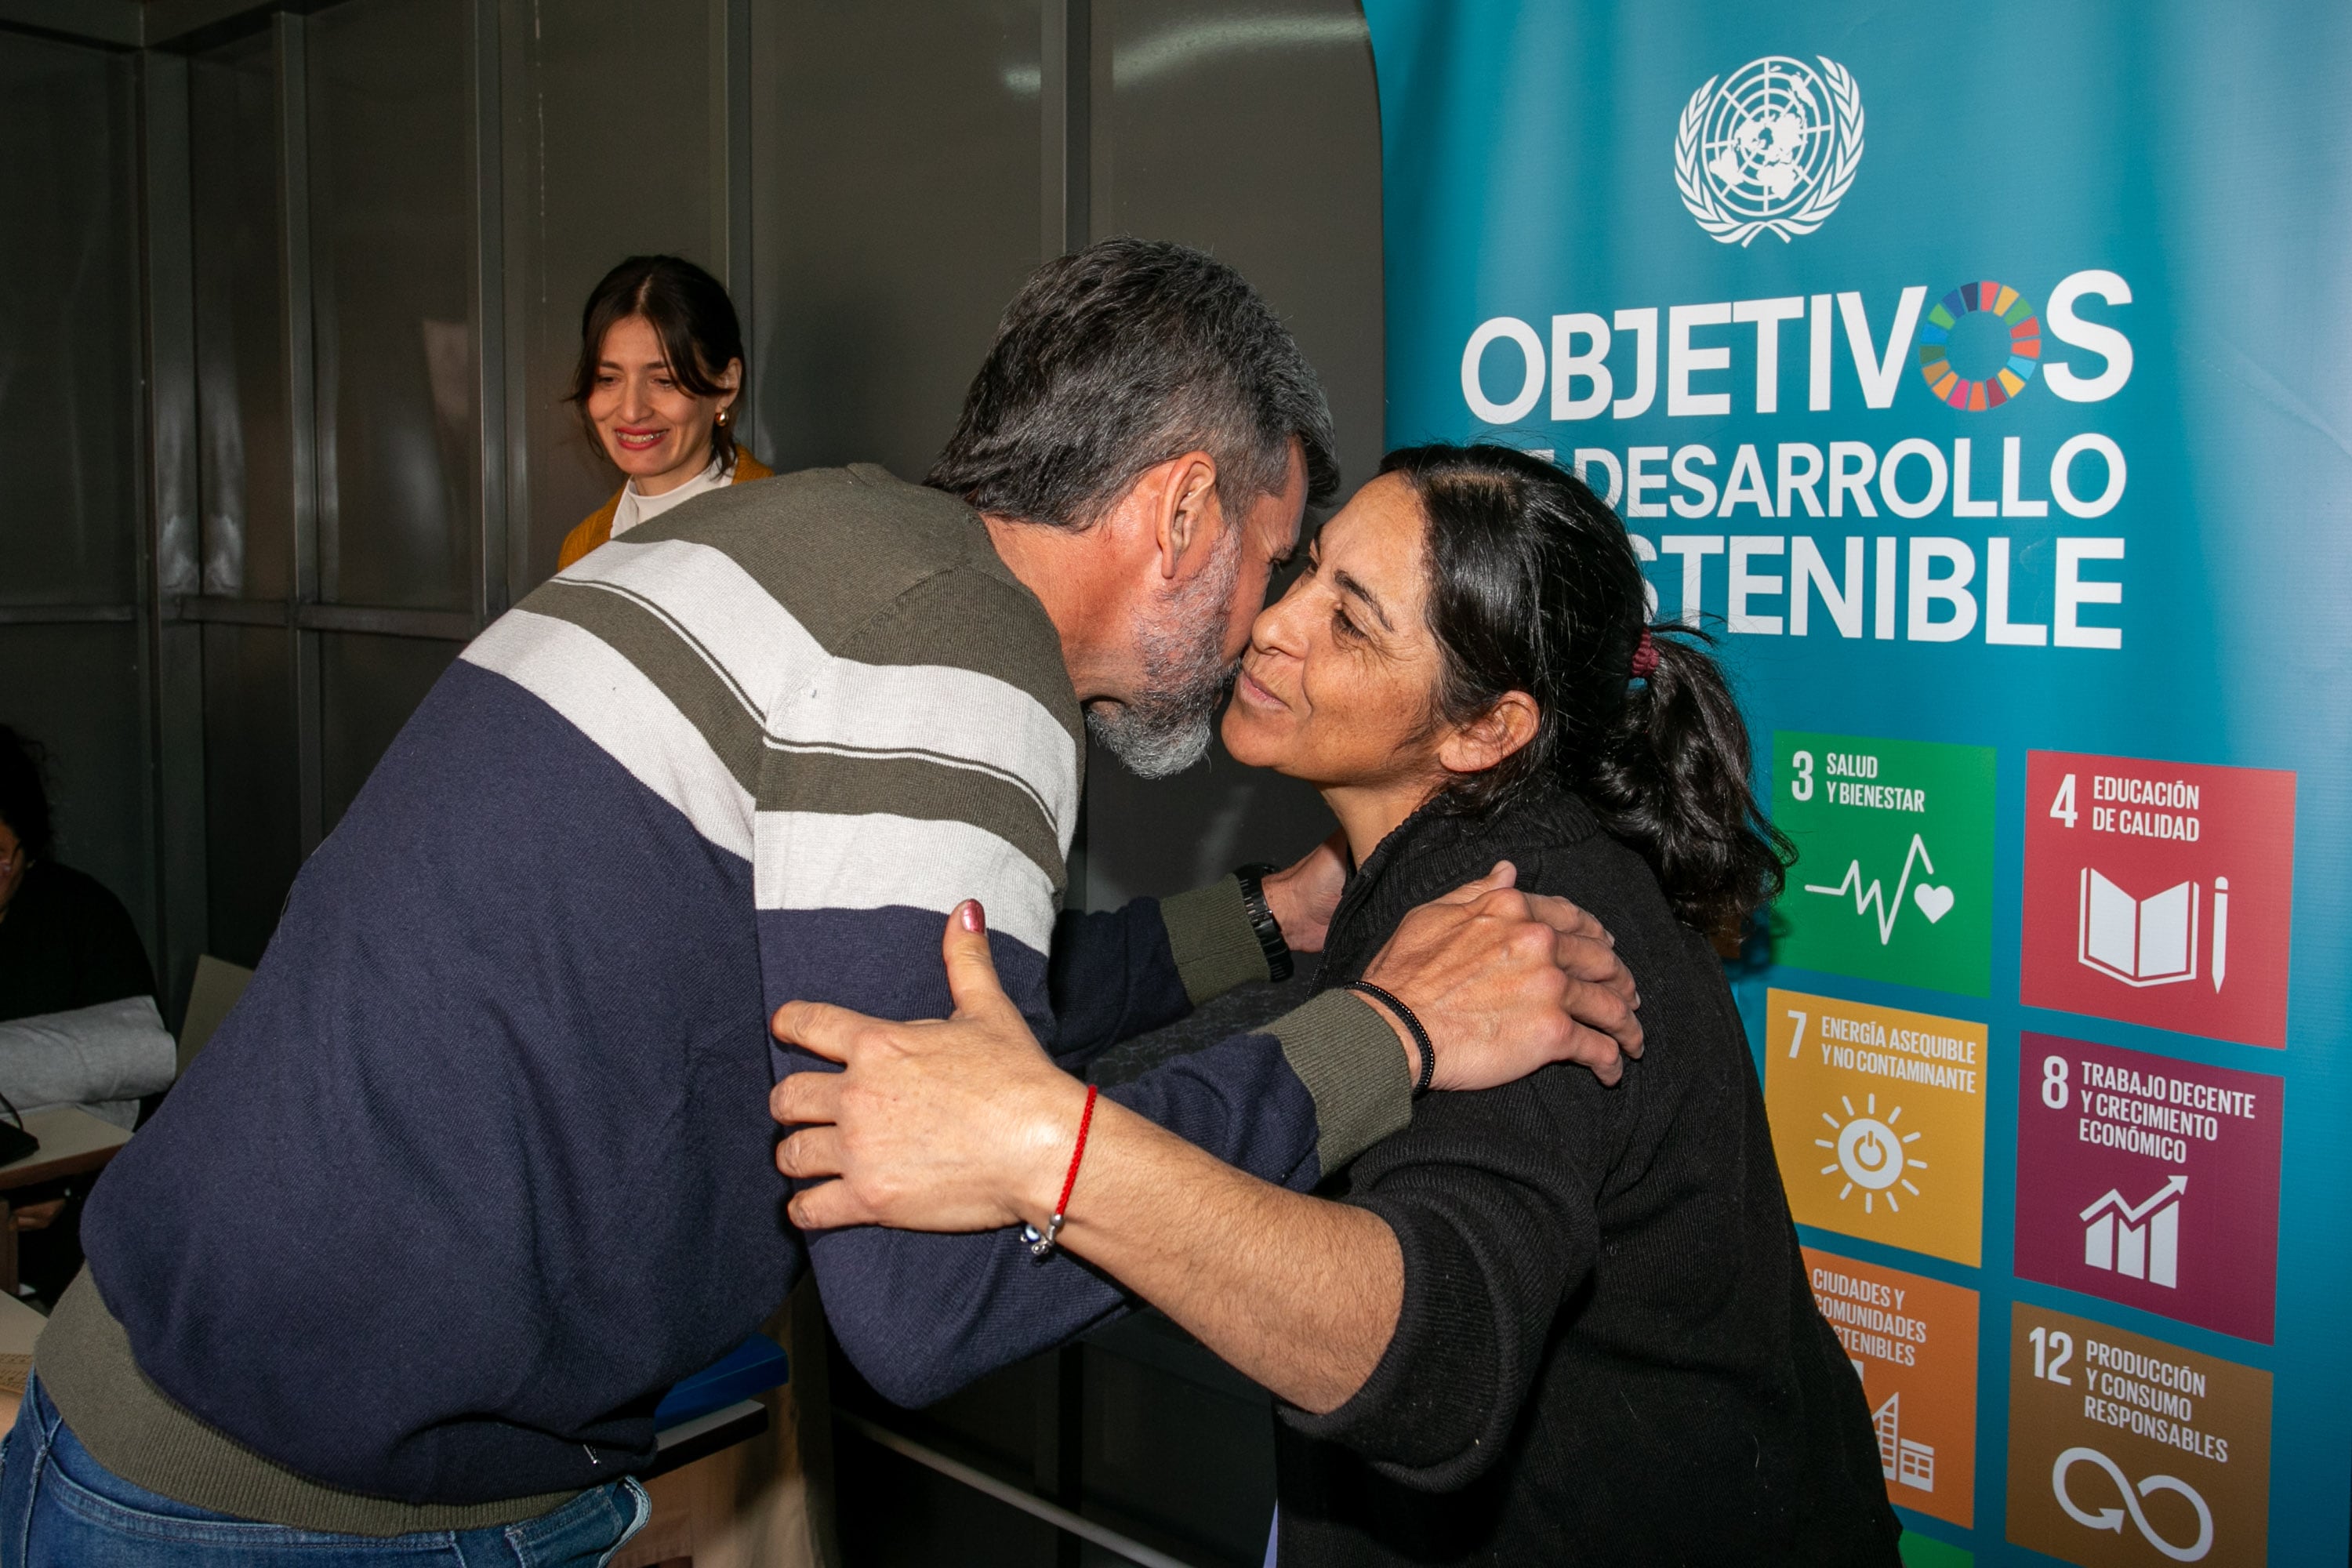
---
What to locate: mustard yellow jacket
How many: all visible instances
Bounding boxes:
[555,451,775,572]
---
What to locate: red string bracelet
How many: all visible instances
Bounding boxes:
[1026,1083,1100,1259]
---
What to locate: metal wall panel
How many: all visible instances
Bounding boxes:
[148,46,212,1018]
[189,27,293,601]
[0,34,143,608]
[748,0,1043,482]
[317,631,461,831]
[0,29,155,972]
[304,0,477,612]
[499,0,724,588]
[747,7,1058,1558]
[0,626,158,968]
[198,621,299,967]
[1080,0,1383,911]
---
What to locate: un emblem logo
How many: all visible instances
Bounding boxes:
[1675,55,1864,246]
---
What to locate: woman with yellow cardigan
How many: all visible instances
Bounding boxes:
[557,255,772,572]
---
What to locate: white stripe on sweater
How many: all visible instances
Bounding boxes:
[753,811,1057,956]
[559,538,1078,840]
[462,608,756,858]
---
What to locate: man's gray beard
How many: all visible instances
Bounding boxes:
[1086,526,1243,780]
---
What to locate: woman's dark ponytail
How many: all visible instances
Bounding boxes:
[1386,443,1791,934]
[1584,624,1792,935]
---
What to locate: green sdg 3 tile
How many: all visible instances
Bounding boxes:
[1898,1532,1973,1568]
[1772,733,1995,999]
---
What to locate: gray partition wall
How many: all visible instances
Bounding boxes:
[0,3,1380,1564]
[0,34,155,978]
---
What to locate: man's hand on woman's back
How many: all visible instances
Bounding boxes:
[1356,860,1642,1089]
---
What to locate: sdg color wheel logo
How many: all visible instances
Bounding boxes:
[1918,281,2042,410]
[1675,54,1864,245]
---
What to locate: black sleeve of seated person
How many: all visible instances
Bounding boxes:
[1276,1066,1610,1492]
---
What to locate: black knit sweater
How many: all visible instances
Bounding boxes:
[1273,788,1902,1566]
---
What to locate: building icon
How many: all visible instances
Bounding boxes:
[2081,1175,2186,1288]
[1871,1392,1934,1492]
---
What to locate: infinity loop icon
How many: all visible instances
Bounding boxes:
[2052,1445,2214,1562]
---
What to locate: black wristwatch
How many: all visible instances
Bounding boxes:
[1232,862,1296,983]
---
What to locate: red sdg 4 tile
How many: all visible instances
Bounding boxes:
[2020,752,2295,1049]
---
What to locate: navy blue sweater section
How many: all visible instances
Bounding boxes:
[766,894,1323,1407]
[81,661,1323,1503]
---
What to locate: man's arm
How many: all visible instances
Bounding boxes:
[777,906,1600,1472]
[776,884,1639,1403]
[773,869,1632,1406]
[775,907,1400,1407]
[1046,833,1351,1071]
[1042,880,1261,1070]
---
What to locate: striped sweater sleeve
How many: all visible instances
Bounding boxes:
[748,561,1340,1406]
[746,562,1126,1403]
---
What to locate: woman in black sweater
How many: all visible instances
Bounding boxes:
[786,445,1902,1563]
[1252,446,1900,1563]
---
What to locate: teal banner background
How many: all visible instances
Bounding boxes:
[1361,2,2351,1562]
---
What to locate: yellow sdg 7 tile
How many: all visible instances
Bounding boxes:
[1766,987,1987,1268]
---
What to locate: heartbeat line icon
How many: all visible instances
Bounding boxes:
[1802,833,1953,945]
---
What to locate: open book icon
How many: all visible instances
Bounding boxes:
[2078,869,2199,987]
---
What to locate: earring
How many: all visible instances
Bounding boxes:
[715,408,731,428]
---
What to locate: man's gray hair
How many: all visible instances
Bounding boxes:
[926,238,1339,528]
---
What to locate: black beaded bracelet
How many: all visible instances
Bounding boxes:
[1347,980,1436,1098]
[1232,862,1296,983]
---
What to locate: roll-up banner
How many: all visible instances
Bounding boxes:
[1360,4,2350,1562]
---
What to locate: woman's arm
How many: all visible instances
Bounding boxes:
[771,877,1609,1408]
[1016,1056,1599,1474]
[1038,1086,1405,1413]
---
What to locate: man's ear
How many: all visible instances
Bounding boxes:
[1437,691,1541,775]
[1154,452,1221,580]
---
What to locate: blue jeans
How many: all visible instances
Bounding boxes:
[0,1377,648,1567]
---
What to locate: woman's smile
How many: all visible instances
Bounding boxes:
[1234,659,1287,712]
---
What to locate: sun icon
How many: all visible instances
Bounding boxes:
[1817,1094,1926,1214]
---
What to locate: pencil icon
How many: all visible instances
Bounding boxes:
[2212,877,2228,993]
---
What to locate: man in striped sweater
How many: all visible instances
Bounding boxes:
[0,241,1639,1566]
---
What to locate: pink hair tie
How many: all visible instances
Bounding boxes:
[1630,630,1661,679]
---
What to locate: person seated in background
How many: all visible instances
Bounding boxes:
[0,727,174,1302]
[554,253,771,572]
[774,445,1904,1566]
[0,728,155,1032]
